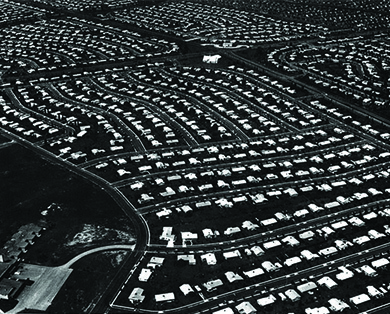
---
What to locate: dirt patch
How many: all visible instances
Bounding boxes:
[65,224,135,248]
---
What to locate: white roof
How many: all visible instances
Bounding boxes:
[305,306,330,314]
[353,235,371,245]
[297,281,318,293]
[285,256,302,267]
[251,246,265,256]
[299,231,315,240]
[301,250,319,260]
[317,276,337,289]
[336,266,354,281]
[179,284,194,296]
[294,209,309,217]
[223,250,241,259]
[235,301,257,314]
[257,294,276,307]
[328,298,350,312]
[331,221,348,230]
[363,212,378,220]
[361,265,377,276]
[348,216,365,226]
[225,271,243,283]
[138,268,152,282]
[243,268,264,278]
[202,228,214,238]
[203,279,223,292]
[318,246,337,256]
[155,292,175,302]
[128,287,145,303]
[285,289,301,301]
[321,226,335,235]
[261,261,278,272]
[201,253,217,265]
[263,240,281,249]
[371,257,389,269]
[367,285,383,297]
[350,293,370,305]
[282,235,300,246]
[181,231,198,240]
[261,218,278,226]
[213,308,234,314]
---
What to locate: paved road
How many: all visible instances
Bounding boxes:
[62,244,136,268]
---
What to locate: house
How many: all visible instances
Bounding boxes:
[181,232,198,243]
[215,198,233,208]
[177,255,196,265]
[232,195,248,203]
[261,261,279,272]
[160,227,175,243]
[225,271,243,283]
[179,284,194,296]
[223,250,241,260]
[213,308,234,314]
[294,209,309,218]
[367,285,384,298]
[360,265,377,277]
[138,268,153,282]
[282,235,300,247]
[235,301,257,314]
[203,55,221,64]
[331,221,348,231]
[348,216,365,227]
[251,246,264,256]
[203,279,223,292]
[328,298,350,312]
[195,201,212,209]
[305,307,330,314]
[201,253,217,265]
[243,268,264,278]
[297,281,317,293]
[353,235,371,245]
[242,221,259,231]
[368,230,386,240]
[317,276,337,289]
[285,289,300,302]
[299,231,315,241]
[263,240,281,250]
[128,287,145,304]
[260,218,277,227]
[318,246,338,257]
[155,292,175,303]
[334,239,353,251]
[202,229,215,239]
[300,250,319,261]
[257,294,276,307]
[350,293,370,306]
[224,227,241,236]
[148,257,165,268]
[156,208,172,219]
[336,266,354,281]
[371,258,389,269]
[284,256,302,267]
